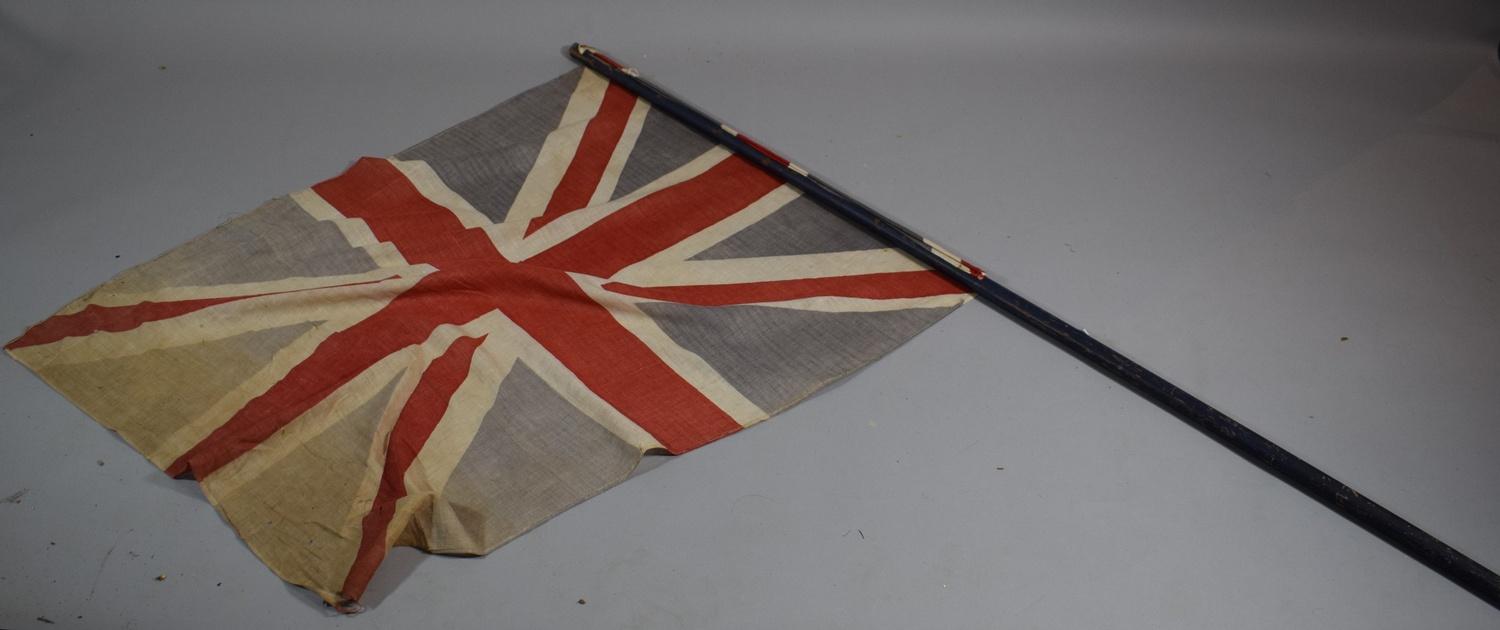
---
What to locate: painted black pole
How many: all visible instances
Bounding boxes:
[567,43,1500,610]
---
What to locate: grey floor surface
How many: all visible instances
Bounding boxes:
[2,1,1498,628]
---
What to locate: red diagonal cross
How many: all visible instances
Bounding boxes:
[168,155,773,479]
[6,146,967,604]
[9,153,966,474]
[3,71,976,606]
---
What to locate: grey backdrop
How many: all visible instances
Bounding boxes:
[2,1,1498,628]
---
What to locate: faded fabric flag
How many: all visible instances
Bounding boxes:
[6,67,970,608]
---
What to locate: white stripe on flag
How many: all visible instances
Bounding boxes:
[575,274,767,427]
[587,98,651,208]
[609,248,930,287]
[489,309,664,452]
[66,267,433,310]
[617,184,802,274]
[388,158,498,231]
[499,69,613,235]
[505,147,731,261]
[290,188,408,268]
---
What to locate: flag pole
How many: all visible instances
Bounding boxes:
[567,43,1500,610]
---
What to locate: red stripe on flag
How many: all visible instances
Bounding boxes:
[4,277,397,350]
[164,273,496,479]
[312,158,501,268]
[526,155,782,279]
[494,266,742,453]
[601,270,967,307]
[167,155,516,479]
[168,150,752,479]
[7,296,252,350]
[526,83,639,236]
[339,333,486,602]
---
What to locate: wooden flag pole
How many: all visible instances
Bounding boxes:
[567,43,1500,610]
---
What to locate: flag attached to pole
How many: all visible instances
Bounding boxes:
[6,65,970,608]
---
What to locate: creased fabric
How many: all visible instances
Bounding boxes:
[6,66,971,607]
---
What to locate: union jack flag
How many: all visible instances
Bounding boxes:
[6,67,970,608]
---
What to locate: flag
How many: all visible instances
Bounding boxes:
[6,66,971,609]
